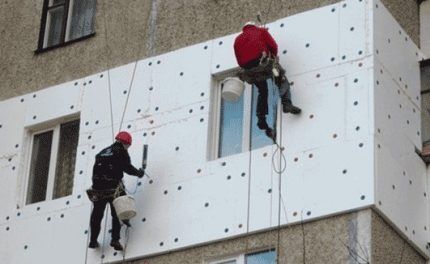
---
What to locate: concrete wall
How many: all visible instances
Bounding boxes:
[131,210,371,264]
[0,0,420,101]
[421,0,430,56]
[372,212,426,264]
[127,209,425,264]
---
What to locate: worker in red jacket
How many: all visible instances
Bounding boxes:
[234,21,301,137]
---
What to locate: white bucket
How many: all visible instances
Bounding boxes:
[222,77,245,102]
[113,195,137,220]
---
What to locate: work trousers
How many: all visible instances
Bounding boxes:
[243,58,292,117]
[90,195,122,242]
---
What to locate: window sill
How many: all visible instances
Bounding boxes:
[34,33,96,54]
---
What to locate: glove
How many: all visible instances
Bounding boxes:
[137,168,145,178]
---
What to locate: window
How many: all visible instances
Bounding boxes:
[421,59,430,144]
[212,80,278,159]
[37,0,96,52]
[208,249,276,264]
[26,119,80,204]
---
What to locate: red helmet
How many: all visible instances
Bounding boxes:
[115,131,132,145]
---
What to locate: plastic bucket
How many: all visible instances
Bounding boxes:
[222,77,245,102]
[113,195,137,220]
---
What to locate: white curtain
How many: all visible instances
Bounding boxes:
[53,120,80,199]
[69,0,96,40]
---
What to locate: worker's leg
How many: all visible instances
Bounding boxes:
[109,200,121,241]
[89,199,108,246]
[254,80,277,142]
[275,74,301,114]
[108,198,124,250]
[255,80,270,130]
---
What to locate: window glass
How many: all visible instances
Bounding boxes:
[27,131,53,204]
[46,6,65,47]
[53,120,80,199]
[245,250,276,264]
[69,0,96,40]
[219,92,244,158]
[51,0,65,5]
[250,81,278,150]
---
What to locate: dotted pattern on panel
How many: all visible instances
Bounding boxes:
[282,138,373,225]
[0,1,390,263]
[248,145,280,232]
[0,99,26,158]
[0,159,18,223]
[374,60,421,160]
[4,205,90,264]
[375,138,429,255]
[373,0,423,112]
[110,153,250,261]
[373,0,429,257]
[149,41,212,116]
[141,116,208,186]
[23,80,81,127]
[281,68,371,154]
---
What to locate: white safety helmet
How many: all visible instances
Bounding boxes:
[243,21,257,28]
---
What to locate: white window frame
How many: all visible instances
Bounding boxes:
[206,249,276,264]
[207,256,243,264]
[23,116,79,205]
[210,77,280,160]
[43,0,78,48]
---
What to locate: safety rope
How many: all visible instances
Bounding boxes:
[272,78,284,264]
[119,61,139,132]
[84,204,93,264]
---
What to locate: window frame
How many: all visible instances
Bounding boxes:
[210,77,280,160]
[206,249,276,264]
[23,116,80,205]
[36,0,96,54]
[211,79,253,159]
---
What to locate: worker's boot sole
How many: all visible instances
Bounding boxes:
[110,241,124,251]
[88,241,99,248]
[283,104,301,115]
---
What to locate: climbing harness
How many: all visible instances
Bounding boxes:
[237,55,284,84]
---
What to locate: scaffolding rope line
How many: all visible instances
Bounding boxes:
[99,1,113,263]
[119,61,139,132]
[84,204,94,264]
[275,82,284,264]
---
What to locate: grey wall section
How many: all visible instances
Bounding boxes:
[371,212,426,264]
[0,0,420,101]
[125,209,424,264]
[131,210,371,264]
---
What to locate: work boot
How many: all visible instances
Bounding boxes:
[110,240,124,251]
[282,102,301,114]
[88,241,99,249]
[257,116,270,130]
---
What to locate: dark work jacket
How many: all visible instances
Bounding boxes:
[92,141,141,190]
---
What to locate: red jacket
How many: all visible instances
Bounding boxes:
[234,25,278,67]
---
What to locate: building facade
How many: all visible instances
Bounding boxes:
[0,0,429,263]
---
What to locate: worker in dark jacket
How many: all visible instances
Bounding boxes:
[88,131,144,251]
[234,21,301,138]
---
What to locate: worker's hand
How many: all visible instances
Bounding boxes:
[137,168,145,178]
